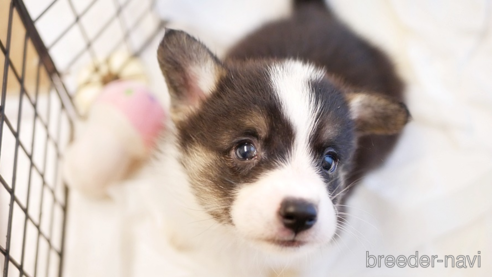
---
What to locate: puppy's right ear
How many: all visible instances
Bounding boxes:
[158,29,224,120]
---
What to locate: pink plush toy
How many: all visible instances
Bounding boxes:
[63,81,166,197]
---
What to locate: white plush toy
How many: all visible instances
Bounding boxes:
[63,81,166,197]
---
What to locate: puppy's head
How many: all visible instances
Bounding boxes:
[158,30,408,254]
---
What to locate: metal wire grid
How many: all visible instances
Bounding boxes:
[28,0,165,105]
[0,0,164,276]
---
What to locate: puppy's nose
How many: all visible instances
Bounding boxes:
[279,198,317,234]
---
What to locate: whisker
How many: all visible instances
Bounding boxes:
[335,204,376,217]
[336,223,370,249]
[331,232,349,253]
[336,212,380,233]
[336,220,372,248]
[330,176,364,201]
[190,221,222,239]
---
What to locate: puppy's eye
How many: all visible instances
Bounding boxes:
[235,141,257,161]
[322,149,338,173]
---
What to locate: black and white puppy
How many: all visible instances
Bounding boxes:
[153,0,409,275]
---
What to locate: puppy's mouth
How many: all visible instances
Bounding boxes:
[265,239,306,248]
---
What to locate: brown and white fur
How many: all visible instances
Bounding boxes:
[150,0,409,276]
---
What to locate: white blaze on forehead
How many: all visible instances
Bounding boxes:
[269,60,325,167]
[230,61,338,250]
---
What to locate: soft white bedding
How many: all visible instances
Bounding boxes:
[47,0,492,276]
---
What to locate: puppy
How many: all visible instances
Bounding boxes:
[152,0,409,276]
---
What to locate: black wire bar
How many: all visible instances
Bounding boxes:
[0,0,164,276]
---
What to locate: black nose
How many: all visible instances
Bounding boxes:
[279,198,317,234]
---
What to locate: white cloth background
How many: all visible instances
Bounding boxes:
[60,0,492,276]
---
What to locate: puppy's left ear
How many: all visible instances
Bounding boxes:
[157,29,225,119]
[347,92,410,135]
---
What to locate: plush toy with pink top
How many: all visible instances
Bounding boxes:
[63,81,166,197]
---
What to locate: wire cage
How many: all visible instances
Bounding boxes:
[0,0,164,276]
